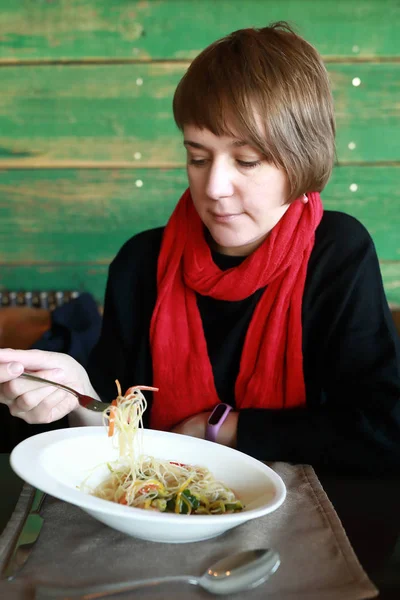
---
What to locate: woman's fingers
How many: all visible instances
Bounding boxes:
[1,367,65,404]
[22,367,66,382]
[0,347,94,424]
[0,361,24,383]
[0,348,67,371]
[10,387,78,424]
[0,348,69,396]
[6,374,65,412]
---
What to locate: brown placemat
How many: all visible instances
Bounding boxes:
[0,463,378,600]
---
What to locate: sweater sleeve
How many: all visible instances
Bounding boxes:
[237,215,400,474]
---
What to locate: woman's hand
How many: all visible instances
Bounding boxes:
[171,410,238,448]
[0,348,97,424]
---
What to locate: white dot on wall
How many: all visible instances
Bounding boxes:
[135,179,144,188]
[348,142,356,150]
[136,77,143,86]
[352,77,361,87]
[134,152,142,160]
[352,45,360,53]
[350,183,358,192]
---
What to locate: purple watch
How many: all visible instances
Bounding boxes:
[206,403,232,442]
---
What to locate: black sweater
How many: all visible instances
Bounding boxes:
[87,211,400,475]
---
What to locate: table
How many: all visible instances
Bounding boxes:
[1,454,400,599]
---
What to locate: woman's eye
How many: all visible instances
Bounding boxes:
[188,157,261,168]
[189,158,208,167]
[237,160,261,169]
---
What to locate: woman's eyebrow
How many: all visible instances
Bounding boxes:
[183,140,206,149]
[231,140,249,148]
[183,139,249,149]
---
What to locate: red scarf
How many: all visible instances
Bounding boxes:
[149,188,323,431]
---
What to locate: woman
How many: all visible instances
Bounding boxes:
[1,22,399,474]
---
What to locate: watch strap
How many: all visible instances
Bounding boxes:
[206,403,232,443]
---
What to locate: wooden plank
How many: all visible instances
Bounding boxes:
[0,0,399,61]
[0,62,399,166]
[0,165,399,263]
[0,168,186,263]
[332,64,400,163]
[381,263,400,308]
[323,166,400,261]
[0,63,186,165]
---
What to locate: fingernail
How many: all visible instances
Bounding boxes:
[9,362,23,376]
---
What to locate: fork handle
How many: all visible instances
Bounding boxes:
[20,372,80,399]
[35,574,199,599]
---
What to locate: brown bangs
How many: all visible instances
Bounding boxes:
[173,34,273,156]
[173,22,336,201]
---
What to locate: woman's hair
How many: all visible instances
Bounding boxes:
[173,22,336,201]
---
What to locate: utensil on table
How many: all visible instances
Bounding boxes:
[1,489,46,580]
[19,372,109,412]
[34,548,280,598]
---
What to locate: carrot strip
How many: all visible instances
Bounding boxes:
[125,385,159,394]
[108,399,118,437]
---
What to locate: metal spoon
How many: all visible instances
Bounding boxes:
[34,548,280,599]
[19,372,109,412]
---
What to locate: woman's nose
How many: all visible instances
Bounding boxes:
[205,161,234,199]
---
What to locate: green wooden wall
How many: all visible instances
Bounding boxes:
[0,0,399,306]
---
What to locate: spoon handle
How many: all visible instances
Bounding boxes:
[35,575,198,599]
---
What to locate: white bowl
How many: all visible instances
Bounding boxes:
[10,426,286,544]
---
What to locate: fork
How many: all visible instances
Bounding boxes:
[19,372,110,412]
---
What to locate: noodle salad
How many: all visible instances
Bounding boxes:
[90,381,243,515]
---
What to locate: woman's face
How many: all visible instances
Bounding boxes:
[184,125,290,256]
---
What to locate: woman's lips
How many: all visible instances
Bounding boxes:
[211,212,242,223]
